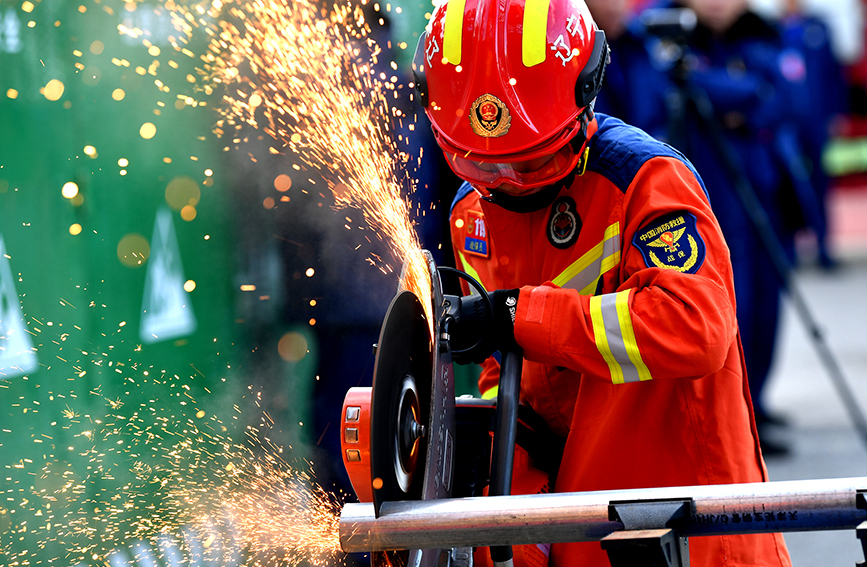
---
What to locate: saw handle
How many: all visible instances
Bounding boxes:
[436,266,494,359]
[489,347,523,567]
[436,265,523,566]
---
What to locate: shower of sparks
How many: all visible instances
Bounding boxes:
[195,437,338,564]
[4,0,445,564]
[2,350,345,567]
[116,412,344,567]
[151,0,434,318]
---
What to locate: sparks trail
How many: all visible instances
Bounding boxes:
[146,431,345,567]
[0,344,345,567]
[160,0,432,315]
[55,387,345,567]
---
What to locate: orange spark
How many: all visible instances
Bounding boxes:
[162,0,433,319]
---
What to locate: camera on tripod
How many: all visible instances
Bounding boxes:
[638,8,698,76]
[639,7,697,43]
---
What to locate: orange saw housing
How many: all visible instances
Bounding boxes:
[341,390,559,567]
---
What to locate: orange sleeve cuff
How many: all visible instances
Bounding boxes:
[515,284,558,359]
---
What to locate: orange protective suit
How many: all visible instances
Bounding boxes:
[449,115,791,567]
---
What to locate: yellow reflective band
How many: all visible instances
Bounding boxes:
[590,295,624,384]
[522,0,550,67]
[615,290,652,381]
[443,0,466,65]
[599,250,621,275]
[552,243,601,288]
[577,147,590,176]
[552,222,620,295]
[481,385,499,400]
[591,290,652,384]
[457,251,488,293]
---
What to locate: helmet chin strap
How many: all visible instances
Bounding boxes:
[481,169,578,213]
[569,104,595,156]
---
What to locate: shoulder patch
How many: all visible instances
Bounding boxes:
[463,210,489,258]
[632,211,705,274]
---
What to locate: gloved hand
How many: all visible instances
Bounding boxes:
[444,289,521,365]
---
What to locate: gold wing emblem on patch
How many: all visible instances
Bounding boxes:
[646,227,686,253]
[649,235,699,272]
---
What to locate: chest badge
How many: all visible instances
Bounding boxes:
[469,94,511,138]
[632,211,706,274]
[547,196,581,249]
[463,210,489,258]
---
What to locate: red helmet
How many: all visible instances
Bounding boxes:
[413,0,608,192]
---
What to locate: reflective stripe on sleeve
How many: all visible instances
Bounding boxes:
[552,222,620,295]
[457,250,488,294]
[522,0,550,67]
[481,385,499,400]
[443,0,466,65]
[589,289,652,384]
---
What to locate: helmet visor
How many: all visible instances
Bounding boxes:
[443,141,580,190]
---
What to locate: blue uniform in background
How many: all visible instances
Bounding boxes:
[595,6,826,439]
[780,13,848,267]
[593,19,670,141]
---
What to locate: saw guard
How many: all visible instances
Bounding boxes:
[340,251,456,567]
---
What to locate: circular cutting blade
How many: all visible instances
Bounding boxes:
[370,252,456,567]
[370,289,433,517]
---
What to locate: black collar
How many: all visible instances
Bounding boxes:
[482,170,577,213]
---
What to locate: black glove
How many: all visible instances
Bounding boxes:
[445,289,520,365]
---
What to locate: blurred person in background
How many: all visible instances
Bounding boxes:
[586,0,670,136]
[779,0,848,269]
[588,0,836,455]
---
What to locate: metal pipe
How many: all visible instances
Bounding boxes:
[340,477,867,553]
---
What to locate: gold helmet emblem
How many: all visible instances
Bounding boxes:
[469,94,511,138]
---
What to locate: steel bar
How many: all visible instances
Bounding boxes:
[340,477,867,552]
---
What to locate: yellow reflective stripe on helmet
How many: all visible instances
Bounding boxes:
[552,222,620,295]
[481,385,499,400]
[522,0,550,67]
[443,0,466,65]
[590,289,652,384]
[457,250,488,294]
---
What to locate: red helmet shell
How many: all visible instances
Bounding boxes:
[419,0,599,158]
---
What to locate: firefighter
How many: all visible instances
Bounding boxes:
[412,0,792,565]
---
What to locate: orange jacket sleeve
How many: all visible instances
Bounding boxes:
[513,156,739,384]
